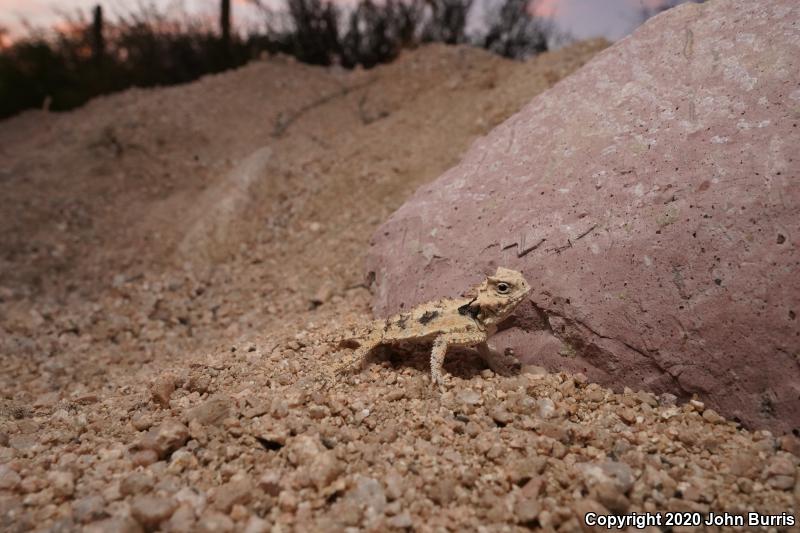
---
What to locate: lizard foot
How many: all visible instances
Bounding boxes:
[432,373,452,393]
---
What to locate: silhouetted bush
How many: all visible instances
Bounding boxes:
[482,0,552,58]
[0,7,265,118]
[340,0,424,68]
[286,0,343,65]
[0,0,561,119]
[421,0,472,45]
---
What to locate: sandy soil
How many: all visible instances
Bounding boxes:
[0,40,798,532]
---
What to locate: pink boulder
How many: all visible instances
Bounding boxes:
[367,0,800,433]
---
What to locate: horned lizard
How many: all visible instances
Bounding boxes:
[336,267,531,388]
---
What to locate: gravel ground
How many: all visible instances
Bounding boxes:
[0,40,798,532]
[2,295,798,532]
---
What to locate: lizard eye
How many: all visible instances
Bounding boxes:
[496,282,510,294]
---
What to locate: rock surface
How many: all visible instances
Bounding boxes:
[367,0,800,433]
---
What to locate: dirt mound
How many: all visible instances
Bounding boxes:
[1,38,798,532]
[0,41,602,299]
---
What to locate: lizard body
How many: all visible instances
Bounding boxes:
[336,267,530,388]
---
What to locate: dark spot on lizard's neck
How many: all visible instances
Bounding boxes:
[458,298,480,320]
[418,310,439,324]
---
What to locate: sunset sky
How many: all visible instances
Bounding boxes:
[0,0,680,42]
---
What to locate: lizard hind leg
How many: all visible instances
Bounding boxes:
[477,342,520,376]
[334,333,382,377]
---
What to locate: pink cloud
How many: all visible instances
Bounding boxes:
[533,0,560,18]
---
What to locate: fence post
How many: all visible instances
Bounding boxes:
[220,0,231,58]
[91,5,105,62]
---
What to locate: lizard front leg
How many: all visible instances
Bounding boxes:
[430,331,487,390]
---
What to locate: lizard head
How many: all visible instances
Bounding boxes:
[470,267,530,326]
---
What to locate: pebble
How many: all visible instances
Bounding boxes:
[702,408,724,424]
[197,510,235,533]
[187,396,232,426]
[593,481,630,513]
[166,504,197,533]
[636,390,658,407]
[457,389,481,406]
[19,475,44,494]
[540,421,571,444]
[243,515,271,533]
[131,412,154,431]
[764,454,797,490]
[659,393,678,406]
[514,496,539,523]
[427,477,456,505]
[572,499,609,524]
[489,405,514,426]
[0,465,21,491]
[212,479,253,512]
[8,434,37,451]
[137,419,189,459]
[522,365,548,375]
[130,494,178,528]
[74,393,99,404]
[131,449,159,467]
[585,388,605,403]
[385,390,406,402]
[187,373,211,394]
[779,435,800,457]
[258,471,282,496]
[84,517,144,533]
[33,392,60,408]
[308,405,327,419]
[48,470,75,498]
[689,399,705,412]
[618,407,637,425]
[537,398,556,419]
[308,452,344,490]
[168,449,198,473]
[387,512,413,529]
[384,470,404,501]
[72,494,106,523]
[600,460,635,493]
[288,435,323,466]
[151,375,175,408]
[729,453,759,477]
[120,472,155,496]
